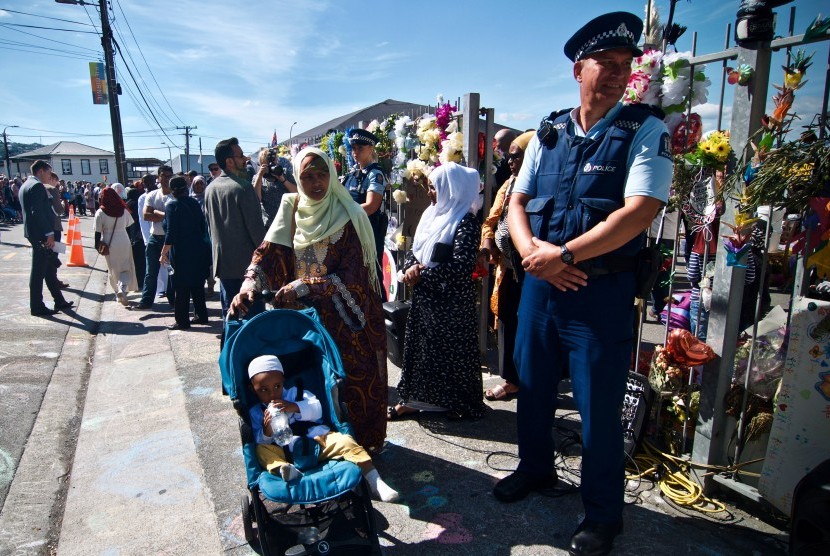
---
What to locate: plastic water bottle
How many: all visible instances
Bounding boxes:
[166,263,175,276]
[268,404,293,446]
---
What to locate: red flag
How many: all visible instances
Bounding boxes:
[270,131,277,148]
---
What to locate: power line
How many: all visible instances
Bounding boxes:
[0,37,100,58]
[0,22,102,54]
[113,0,185,126]
[113,44,181,149]
[117,69,182,149]
[0,44,93,62]
[0,22,98,33]
[109,20,177,128]
[4,124,174,136]
[0,7,95,26]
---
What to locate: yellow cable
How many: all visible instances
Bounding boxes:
[626,442,728,514]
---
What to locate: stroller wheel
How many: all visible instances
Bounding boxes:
[241,492,258,549]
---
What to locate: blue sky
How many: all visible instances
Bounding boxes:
[1,0,827,163]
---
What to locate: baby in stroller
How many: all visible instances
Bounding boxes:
[249,354,398,503]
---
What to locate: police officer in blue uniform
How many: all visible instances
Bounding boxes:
[492,12,673,556]
[343,129,388,295]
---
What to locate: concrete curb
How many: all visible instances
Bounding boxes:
[55,272,224,554]
[0,239,106,555]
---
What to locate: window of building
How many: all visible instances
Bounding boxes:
[99,159,109,174]
[61,159,72,175]
[81,159,91,175]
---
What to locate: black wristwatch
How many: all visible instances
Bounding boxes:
[560,244,575,265]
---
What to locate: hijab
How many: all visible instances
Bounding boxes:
[412,162,481,268]
[100,186,126,218]
[265,147,380,292]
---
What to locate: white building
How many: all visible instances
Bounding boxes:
[12,141,116,183]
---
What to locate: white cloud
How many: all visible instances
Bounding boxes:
[0,10,10,18]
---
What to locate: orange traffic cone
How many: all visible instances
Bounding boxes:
[68,204,75,220]
[66,221,87,267]
[65,217,75,248]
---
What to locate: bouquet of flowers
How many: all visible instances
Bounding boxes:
[684,130,732,169]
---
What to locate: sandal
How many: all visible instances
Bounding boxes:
[387,404,418,421]
[485,383,519,401]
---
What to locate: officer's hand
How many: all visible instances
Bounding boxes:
[544,265,588,291]
[229,290,256,318]
[522,238,563,277]
[43,236,55,250]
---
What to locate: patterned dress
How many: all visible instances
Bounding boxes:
[245,222,388,452]
[397,213,485,418]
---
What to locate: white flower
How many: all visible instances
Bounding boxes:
[436,93,444,104]
[446,120,459,134]
[392,189,409,204]
[366,119,380,133]
[338,145,347,156]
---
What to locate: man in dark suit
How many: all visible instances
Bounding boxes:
[204,137,266,316]
[20,160,73,316]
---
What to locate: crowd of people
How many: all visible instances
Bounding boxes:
[14,10,676,555]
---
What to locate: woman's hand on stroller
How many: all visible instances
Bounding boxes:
[274,284,298,305]
[229,290,256,318]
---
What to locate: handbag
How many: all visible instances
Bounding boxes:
[97,215,118,256]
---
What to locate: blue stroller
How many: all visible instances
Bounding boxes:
[220,308,382,555]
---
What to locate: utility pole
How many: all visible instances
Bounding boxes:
[3,125,18,178]
[177,126,197,171]
[55,0,126,185]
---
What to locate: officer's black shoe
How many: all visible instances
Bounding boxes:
[493,470,558,503]
[568,519,623,556]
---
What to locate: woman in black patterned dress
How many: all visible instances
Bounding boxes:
[389,162,485,420]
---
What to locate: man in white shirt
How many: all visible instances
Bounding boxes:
[135,165,173,309]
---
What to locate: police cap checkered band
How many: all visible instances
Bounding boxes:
[348,129,379,146]
[564,12,644,62]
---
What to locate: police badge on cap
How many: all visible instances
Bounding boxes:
[564,11,644,62]
[347,129,380,146]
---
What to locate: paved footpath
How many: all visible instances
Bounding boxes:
[0,215,790,555]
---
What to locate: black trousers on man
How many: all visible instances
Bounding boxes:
[29,241,67,311]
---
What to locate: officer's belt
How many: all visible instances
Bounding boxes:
[576,254,637,277]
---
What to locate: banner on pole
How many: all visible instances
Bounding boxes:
[89,62,108,105]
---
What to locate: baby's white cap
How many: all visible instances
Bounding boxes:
[248,355,284,380]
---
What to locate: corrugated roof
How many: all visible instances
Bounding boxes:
[12,141,115,158]
[289,98,519,145]
[290,99,435,144]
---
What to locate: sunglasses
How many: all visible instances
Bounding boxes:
[506,152,524,161]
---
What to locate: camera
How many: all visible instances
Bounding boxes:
[265,148,284,177]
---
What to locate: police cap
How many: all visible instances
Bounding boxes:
[564,11,644,62]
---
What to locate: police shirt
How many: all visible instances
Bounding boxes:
[515,102,672,203]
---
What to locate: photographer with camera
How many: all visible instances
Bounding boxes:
[254,147,296,228]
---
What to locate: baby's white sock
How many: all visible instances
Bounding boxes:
[280,463,303,482]
[364,468,399,502]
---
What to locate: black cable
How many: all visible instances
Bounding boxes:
[109,20,177,128]
[113,0,185,126]
[0,23,102,54]
[0,7,95,26]
[118,75,176,148]
[0,38,99,59]
[0,44,92,62]
[113,45,182,149]
[0,22,98,33]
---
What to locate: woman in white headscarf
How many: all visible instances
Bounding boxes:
[389,162,486,421]
[230,147,388,454]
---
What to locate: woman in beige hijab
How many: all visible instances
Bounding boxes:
[480,131,534,401]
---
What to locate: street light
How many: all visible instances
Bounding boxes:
[289,121,298,146]
[55,0,127,186]
[3,125,19,178]
[161,142,172,164]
